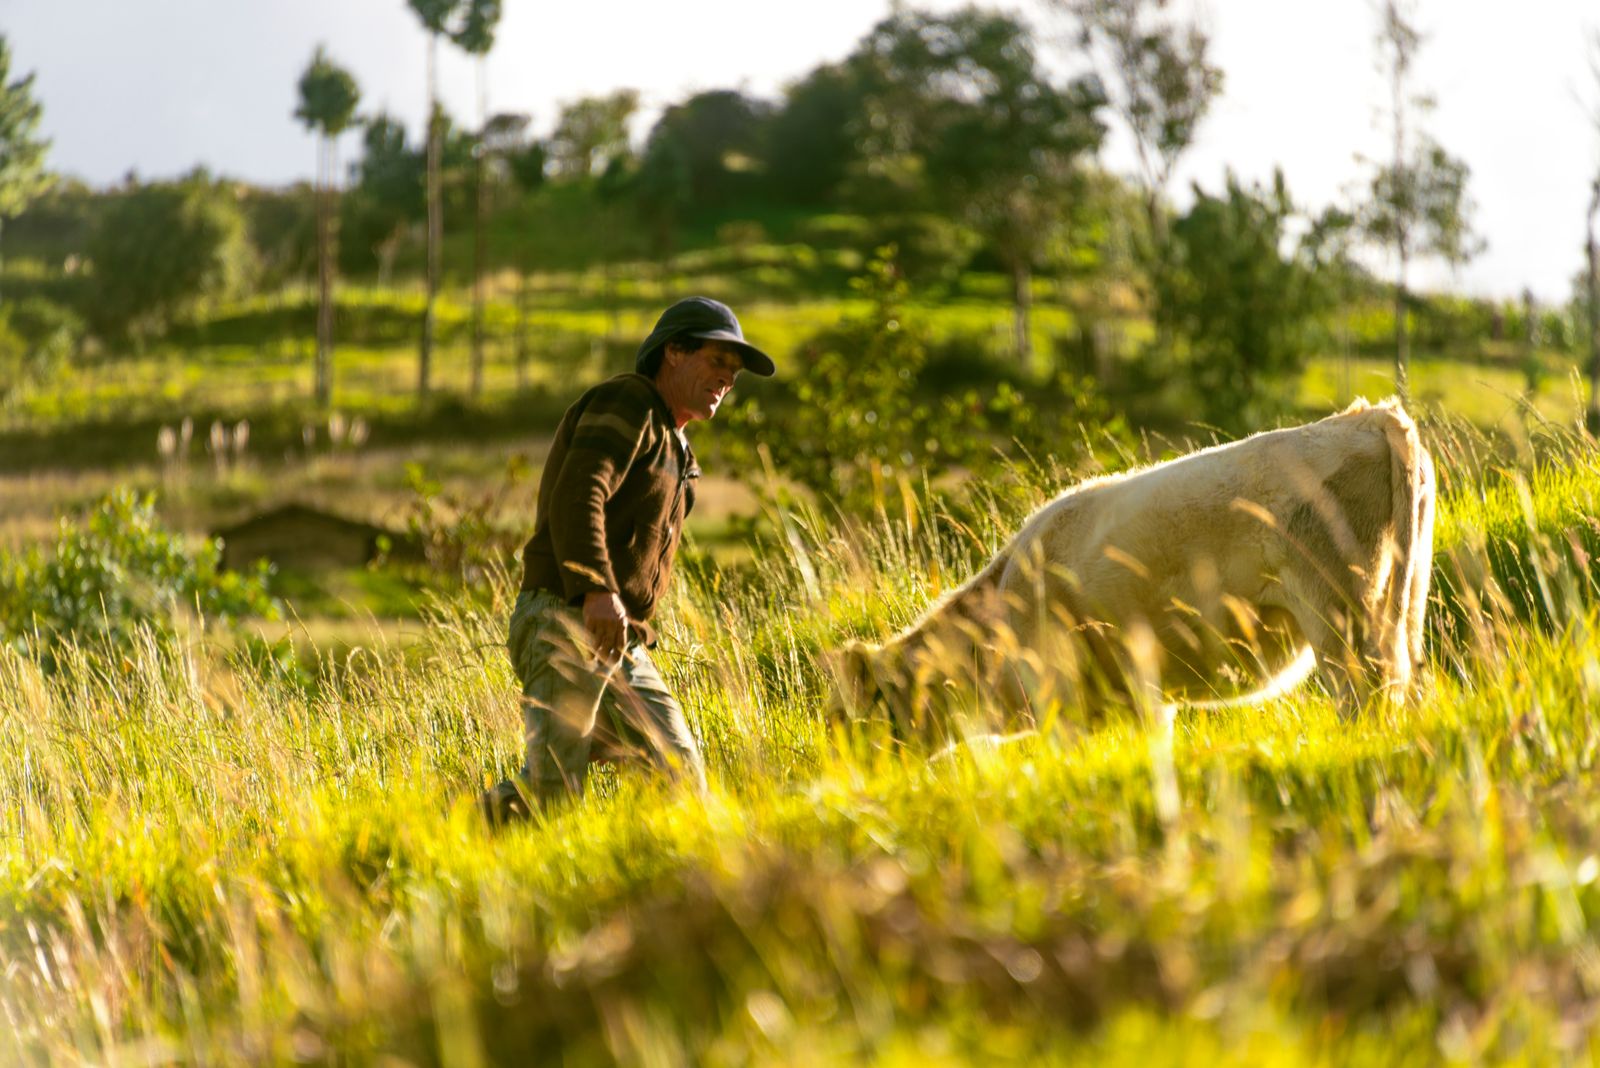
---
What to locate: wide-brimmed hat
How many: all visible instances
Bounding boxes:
[634,296,775,377]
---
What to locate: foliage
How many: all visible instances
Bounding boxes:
[850,7,1107,362]
[86,172,255,339]
[398,455,529,586]
[0,490,276,666]
[0,294,83,399]
[1362,0,1483,396]
[1159,170,1325,427]
[339,112,481,276]
[346,113,423,225]
[547,91,639,180]
[640,89,769,209]
[632,127,691,260]
[450,0,502,56]
[1064,0,1224,206]
[405,0,463,35]
[718,248,1117,512]
[762,62,864,205]
[0,34,52,222]
[293,45,361,138]
[863,212,980,289]
[1362,136,1484,271]
[241,184,317,288]
[481,112,545,194]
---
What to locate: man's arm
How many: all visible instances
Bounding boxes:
[545,384,653,656]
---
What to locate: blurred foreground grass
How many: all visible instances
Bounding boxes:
[3,418,1600,1064]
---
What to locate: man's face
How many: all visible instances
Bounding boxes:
[660,340,744,425]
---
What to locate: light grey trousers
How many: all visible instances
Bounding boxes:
[486,588,707,809]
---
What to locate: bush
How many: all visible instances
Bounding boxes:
[795,214,872,249]
[1412,294,1498,359]
[86,172,256,340]
[714,248,1124,514]
[1159,171,1323,430]
[0,491,277,667]
[866,213,979,290]
[0,296,83,402]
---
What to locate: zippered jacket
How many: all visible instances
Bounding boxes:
[519,373,700,646]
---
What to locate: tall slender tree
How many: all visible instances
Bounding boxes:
[1363,0,1481,401]
[1062,0,1223,356]
[451,0,502,400]
[406,0,465,400]
[1587,178,1600,434]
[294,45,361,410]
[1584,33,1600,435]
[0,35,53,305]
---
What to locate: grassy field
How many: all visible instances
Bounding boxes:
[2,398,1600,1063]
[3,260,1599,1062]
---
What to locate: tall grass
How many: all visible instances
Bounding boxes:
[3,418,1600,1064]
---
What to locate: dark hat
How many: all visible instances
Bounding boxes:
[634,296,775,377]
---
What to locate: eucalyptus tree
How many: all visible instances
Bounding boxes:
[548,91,639,180]
[406,0,466,399]
[451,0,501,399]
[853,8,1106,367]
[1587,177,1600,433]
[294,45,361,409]
[1584,33,1600,435]
[1362,0,1481,400]
[1061,0,1222,354]
[0,35,53,304]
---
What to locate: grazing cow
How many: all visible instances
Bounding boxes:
[832,399,1435,736]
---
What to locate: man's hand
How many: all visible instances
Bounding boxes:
[582,591,629,664]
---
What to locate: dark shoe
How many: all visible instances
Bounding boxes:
[480,781,534,827]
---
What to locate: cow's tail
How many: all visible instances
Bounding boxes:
[1379,401,1434,690]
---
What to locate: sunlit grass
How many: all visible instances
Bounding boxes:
[3,421,1600,1063]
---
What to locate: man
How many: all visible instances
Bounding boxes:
[482,297,774,822]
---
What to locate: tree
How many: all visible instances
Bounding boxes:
[405,0,466,400]
[88,173,255,341]
[294,45,360,410]
[451,0,502,400]
[633,131,690,264]
[547,91,639,180]
[762,63,865,205]
[1583,33,1600,435]
[0,35,53,304]
[1161,170,1325,428]
[1064,0,1223,236]
[853,8,1106,366]
[1362,0,1482,400]
[343,113,425,282]
[641,90,769,208]
[1063,0,1223,353]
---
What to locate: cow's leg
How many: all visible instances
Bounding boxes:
[1280,590,1372,718]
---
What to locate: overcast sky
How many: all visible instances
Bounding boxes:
[4,0,1598,302]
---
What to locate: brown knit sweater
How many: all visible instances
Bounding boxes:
[519,373,700,646]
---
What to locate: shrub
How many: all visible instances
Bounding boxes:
[0,491,277,667]
[1159,171,1323,430]
[86,172,257,340]
[714,248,1124,514]
[866,213,979,290]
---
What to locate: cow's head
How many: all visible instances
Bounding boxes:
[825,639,886,723]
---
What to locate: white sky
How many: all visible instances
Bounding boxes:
[3,0,1598,302]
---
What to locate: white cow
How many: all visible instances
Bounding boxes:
[833,399,1436,735]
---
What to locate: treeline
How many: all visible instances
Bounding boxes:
[3,2,1598,430]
